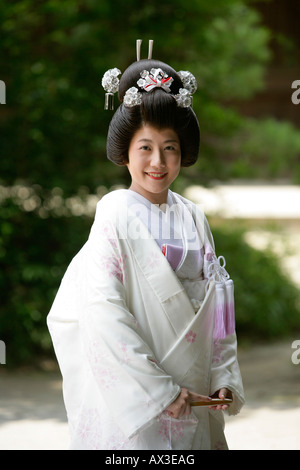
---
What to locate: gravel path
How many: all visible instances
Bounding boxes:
[225,338,300,450]
[0,338,299,450]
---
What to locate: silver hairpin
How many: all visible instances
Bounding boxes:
[136,39,142,61]
[148,39,153,60]
[136,39,153,61]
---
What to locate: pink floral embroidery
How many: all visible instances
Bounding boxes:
[212,339,225,365]
[101,253,127,284]
[185,330,197,343]
[87,341,118,389]
[118,340,131,364]
[77,408,102,449]
[158,416,185,441]
[76,407,135,450]
[99,221,118,243]
[145,250,162,270]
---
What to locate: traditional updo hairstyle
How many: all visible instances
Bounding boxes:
[106,59,200,166]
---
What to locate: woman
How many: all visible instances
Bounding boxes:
[47,48,244,450]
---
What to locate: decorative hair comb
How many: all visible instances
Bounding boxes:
[101,39,197,110]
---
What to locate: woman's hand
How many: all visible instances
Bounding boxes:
[166,388,212,419]
[209,388,233,411]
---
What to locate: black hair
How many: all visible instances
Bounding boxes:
[106,59,200,166]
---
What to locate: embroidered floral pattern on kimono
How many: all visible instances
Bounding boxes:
[212,339,226,365]
[158,415,185,442]
[76,407,135,450]
[101,253,127,284]
[87,341,119,390]
[185,330,197,343]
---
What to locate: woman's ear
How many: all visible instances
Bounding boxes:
[121,154,129,166]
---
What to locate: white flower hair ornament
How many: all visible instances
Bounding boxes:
[123,87,142,107]
[177,70,198,94]
[102,68,122,110]
[137,68,174,93]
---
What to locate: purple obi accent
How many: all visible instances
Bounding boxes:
[213,280,236,339]
[162,244,183,271]
[203,243,236,339]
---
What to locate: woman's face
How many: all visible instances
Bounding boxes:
[126,124,181,204]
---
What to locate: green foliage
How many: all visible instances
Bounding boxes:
[212,223,300,340]
[193,4,270,100]
[230,118,300,180]
[0,194,91,366]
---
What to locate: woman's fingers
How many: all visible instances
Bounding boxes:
[219,388,230,399]
[167,387,233,417]
[166,389,212,418]
[189,391,212,404]
[209,388,232,410]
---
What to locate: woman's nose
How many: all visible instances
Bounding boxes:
[151,149,166,168]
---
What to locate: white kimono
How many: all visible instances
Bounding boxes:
[47,189,244,450]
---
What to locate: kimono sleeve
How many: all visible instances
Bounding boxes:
[80,213,180,438]
[210,333,245,415]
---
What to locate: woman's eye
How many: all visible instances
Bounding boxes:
[165,146,176,151]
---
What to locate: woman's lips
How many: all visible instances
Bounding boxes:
[145,172,168,180]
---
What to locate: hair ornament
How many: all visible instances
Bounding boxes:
[123,67,196,108]
[136,39,142,61]
[148,40,154,60]
[123,87,142,107]
[136,39,153,61]
[101,40,198,109]
[102,67,121,110]
[177,71,198,94]
[174,88,193,108]
[137,68,173,93]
